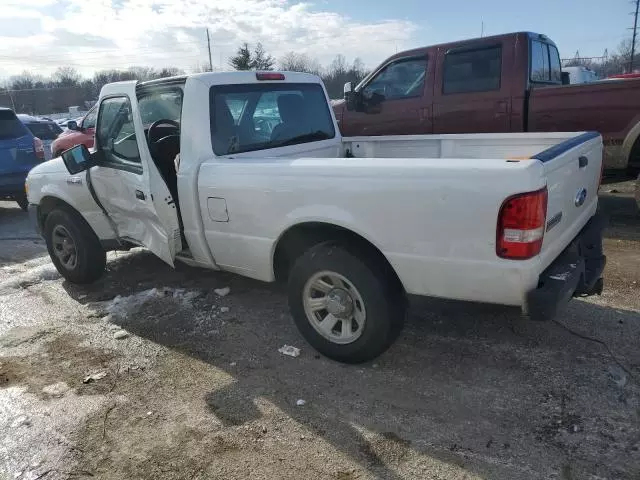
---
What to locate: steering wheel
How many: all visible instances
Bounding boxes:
[147,119,180,145]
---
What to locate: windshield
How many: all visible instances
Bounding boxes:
[0,110,29,140]
[210,82,335,156]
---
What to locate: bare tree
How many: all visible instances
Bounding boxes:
[52,66,81,87]
[322,55,369,99]
[279,52,322,74]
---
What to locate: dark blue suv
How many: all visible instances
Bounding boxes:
[0,108,44,210]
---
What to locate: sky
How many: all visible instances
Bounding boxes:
[0,0,633,79]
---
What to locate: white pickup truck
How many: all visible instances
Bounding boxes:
[26,71,606,363]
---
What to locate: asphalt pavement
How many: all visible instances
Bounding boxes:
[0,189,638,480]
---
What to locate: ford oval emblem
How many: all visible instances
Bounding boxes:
[575,188,587,207]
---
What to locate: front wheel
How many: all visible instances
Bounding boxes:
[44,208,106,284]
[287,243,405,363]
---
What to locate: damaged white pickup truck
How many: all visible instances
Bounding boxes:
[26,71,606,363]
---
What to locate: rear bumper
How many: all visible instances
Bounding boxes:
[0,172,29,196]
[526,213,606,321]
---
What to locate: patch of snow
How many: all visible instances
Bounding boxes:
[41,382,70,397]
[105,287,200,319]
[113,330,129,340]
[296,399,306,406]
[279,345,301,358]
[214,287,230,297]
[83,371,107,384]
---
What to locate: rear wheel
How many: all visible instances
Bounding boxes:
[44,208,106,284]
[14,193,28,211]
[287,243,405,363]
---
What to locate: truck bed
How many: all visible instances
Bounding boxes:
[193,132,602,308]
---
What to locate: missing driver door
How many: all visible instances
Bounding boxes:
[89,86,181,266]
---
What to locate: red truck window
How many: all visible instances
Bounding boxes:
[442,46,501,94]
[531,40,562,83]
[362,57,428,101]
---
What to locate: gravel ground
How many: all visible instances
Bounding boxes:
[0,183,638,480]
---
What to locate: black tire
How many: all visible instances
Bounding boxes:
[44,208,106,284]
[288,242,406,364]
[14,193,28,212]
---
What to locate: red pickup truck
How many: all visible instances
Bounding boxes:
[334,31,640,180]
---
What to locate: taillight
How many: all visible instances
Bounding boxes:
[33,137,45,160]
[497,187,548,260]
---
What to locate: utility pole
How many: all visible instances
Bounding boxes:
[630,0,639,72]
[206,28,213,72]
[481,21,484,38]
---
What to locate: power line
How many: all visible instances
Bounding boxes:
[206,28,213,72]
[631,0,640,71]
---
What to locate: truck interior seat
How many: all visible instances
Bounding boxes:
[271,94,307,142]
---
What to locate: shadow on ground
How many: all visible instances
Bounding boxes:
[0,203,46,266]
[60,249,640,480]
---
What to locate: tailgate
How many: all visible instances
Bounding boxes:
[534,132,602,269]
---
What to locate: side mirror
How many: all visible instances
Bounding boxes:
[61,144,94,174]
[344,82,355,111]
[561,72,570,85]
[67,120,78,131]
[343,82,353,99]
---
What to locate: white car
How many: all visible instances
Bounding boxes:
[25,72,606,363]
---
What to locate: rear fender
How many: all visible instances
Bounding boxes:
[621,118,640,168]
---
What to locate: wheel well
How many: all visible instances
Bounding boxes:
[37,196,80,231]
[629,135,640,169]
[273,222,404,292]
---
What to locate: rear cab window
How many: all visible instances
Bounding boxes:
[210,83,335,156]
[442,45,502,94]
[25,122,62,140]
[0,110,29,140]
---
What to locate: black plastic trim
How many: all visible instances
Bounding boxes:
[533,131,600,163]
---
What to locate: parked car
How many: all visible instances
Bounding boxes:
[562,66,599,84]
[0,108,44,210]
[26,72,605,363]
[17,114,63,161]
[50,106,97,158]
[334,31,640,179]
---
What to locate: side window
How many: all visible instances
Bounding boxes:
[549,45,562,83]
[442,46,502,94]
[531,40,550,82]
[96,97,141,166]
[82,107,97,130]
[362,57,428,101]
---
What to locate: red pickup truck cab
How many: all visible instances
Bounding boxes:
[334,31,640,175]
[50,105,97,158]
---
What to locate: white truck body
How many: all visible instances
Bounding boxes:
[26,72,606,362]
